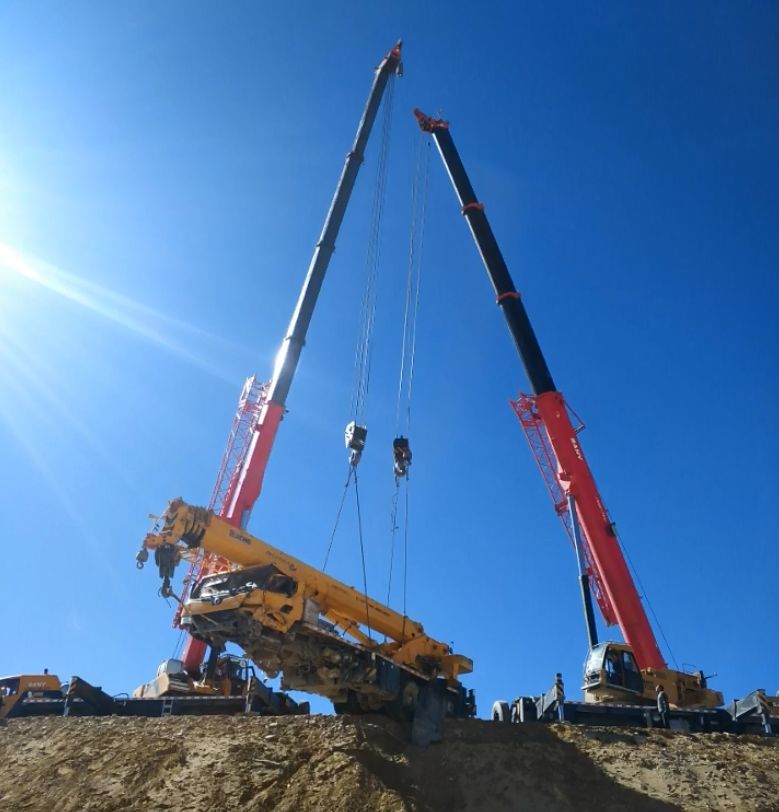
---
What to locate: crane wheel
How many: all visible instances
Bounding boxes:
[492,700,511,722]
[515,696,537,723]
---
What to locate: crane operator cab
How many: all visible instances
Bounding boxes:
[212,655,255,697]
[583,642,645,703]
[583,642,724,708]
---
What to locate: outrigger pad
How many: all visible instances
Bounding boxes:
[411,681,447,747]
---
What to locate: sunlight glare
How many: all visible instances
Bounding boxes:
[0,241,239,382]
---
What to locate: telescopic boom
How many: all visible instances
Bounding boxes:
[226,42,403,530]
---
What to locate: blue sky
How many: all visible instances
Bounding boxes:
[1,2,777,714]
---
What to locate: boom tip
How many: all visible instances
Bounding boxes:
[413,108,449,132]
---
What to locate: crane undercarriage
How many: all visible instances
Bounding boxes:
[184,600,460,718]
[182,564,467,718]
[138,500,474,739]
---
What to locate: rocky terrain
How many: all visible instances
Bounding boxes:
[2,714,778,811]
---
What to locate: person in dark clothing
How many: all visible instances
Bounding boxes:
[656,684,670,729]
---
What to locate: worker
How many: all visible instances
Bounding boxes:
[758,692,772,736]
[656,684,670,729]
[554,673,565,722]
[760,706,772,736]
[465,689,477,718]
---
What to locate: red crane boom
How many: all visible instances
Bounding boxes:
[414,109,665,671]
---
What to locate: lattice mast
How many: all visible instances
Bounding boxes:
[173,376,266,629]
[179,42,404,673]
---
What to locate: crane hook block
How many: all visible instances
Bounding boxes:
[344,421,368,466]
[393,436,412,478]
[154,543,179,580]
[135,547,149,570]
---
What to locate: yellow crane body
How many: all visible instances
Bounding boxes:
[139,499,473,716]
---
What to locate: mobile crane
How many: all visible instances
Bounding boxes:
[414,109,727,722]
[136,498,474,731]
[168,41,403,681]
[135,44,476,739]
[1,665,302,720]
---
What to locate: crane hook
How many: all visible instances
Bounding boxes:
[344,421,368,466]
[392,436,412,479]
[135,547,149,570]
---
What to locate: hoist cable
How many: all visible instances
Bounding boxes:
[394,134,423,428]
[322,465,354,571]
[385,480,401,606]
[171,630,185,660]
[352,467,372,641]
[387,134,429,636]
[401,478,410,642]
[403,140,430,432]
[351,76,395,422]
[617,530,680,671]
[329,78,395,575]
[387,132,425,607]
[394,134,428,431]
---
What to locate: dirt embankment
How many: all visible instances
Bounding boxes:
[1,715,778,811]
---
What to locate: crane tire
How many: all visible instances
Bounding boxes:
[517,696,538,723]
[492,700,511,722]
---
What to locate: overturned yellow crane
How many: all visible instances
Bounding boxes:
[137,499,474,722]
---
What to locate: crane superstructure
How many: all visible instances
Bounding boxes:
[178,42,403,674]
[414,109,722,710]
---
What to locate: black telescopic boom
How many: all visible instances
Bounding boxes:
[413,109,555,396]
[265,42,403,408]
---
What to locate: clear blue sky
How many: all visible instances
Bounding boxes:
[1,2,777,714]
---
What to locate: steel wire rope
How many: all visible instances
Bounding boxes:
[353,466,372,640]
[393,134,424,429]
[386,135,429,627]
[401,482,410,642]
[401,138,429,434]
[386,484,400,606]
[322,75,395,599]
[350,75,395,423]
[400,142,428,641]
[322,465,354,571]
[615,529,680,671]
[386,134,420,607]
[171,630,185,660]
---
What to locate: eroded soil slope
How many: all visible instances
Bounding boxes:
[1,715,777,811]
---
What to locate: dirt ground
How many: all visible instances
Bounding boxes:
[1,714,778,811]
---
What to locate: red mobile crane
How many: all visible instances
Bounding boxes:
[176,42,403,675]
[414,109,724,718]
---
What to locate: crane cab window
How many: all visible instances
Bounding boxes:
[0,679,19,697]
[604,651,618,680]
[620,650,643,693]
[602,648,643,694]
